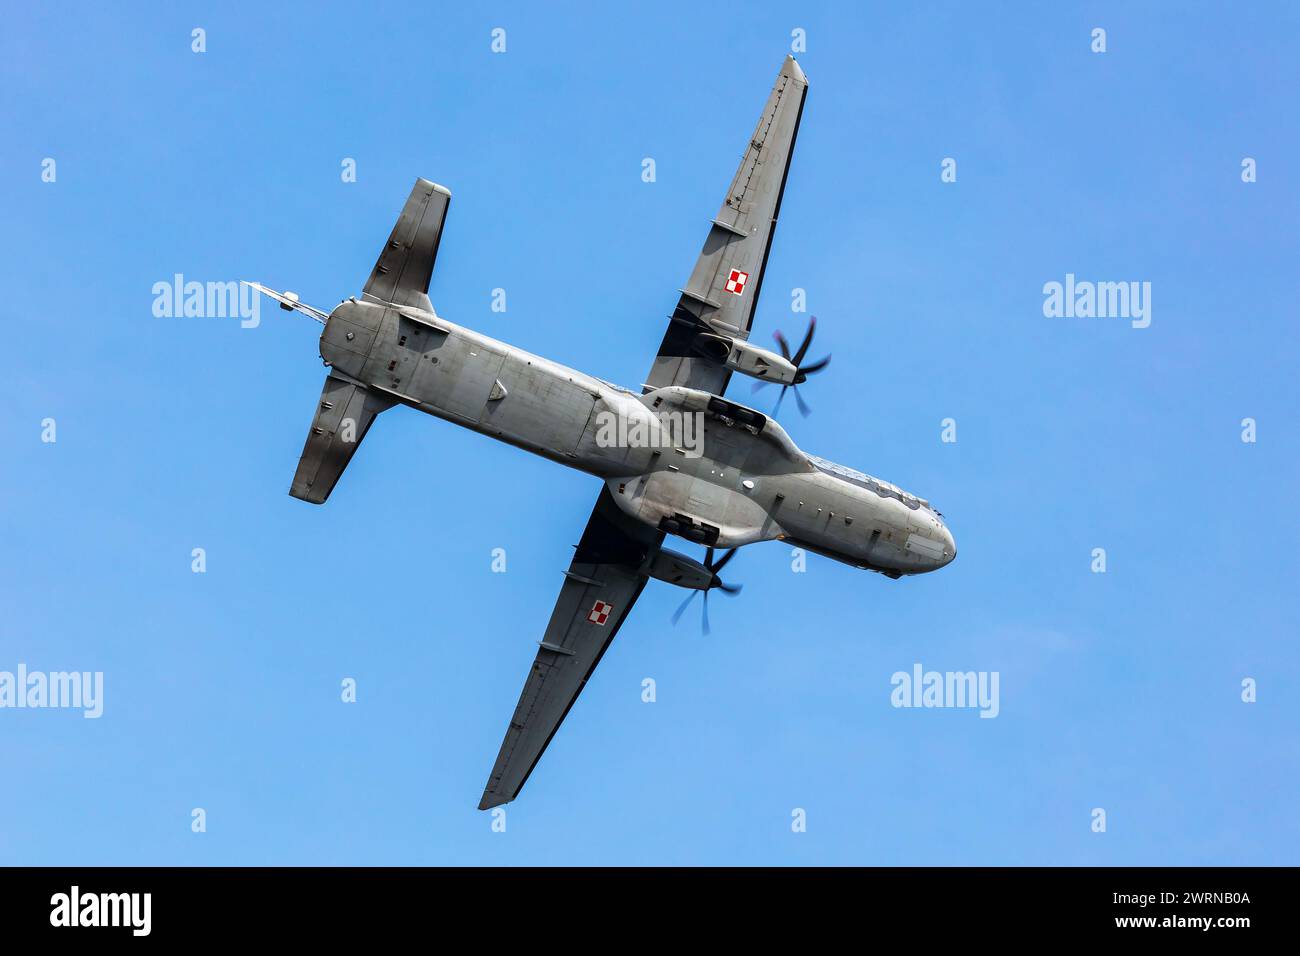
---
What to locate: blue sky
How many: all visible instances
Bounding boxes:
[2,2,1296,865]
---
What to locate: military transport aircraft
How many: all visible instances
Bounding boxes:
[248,56,955,810]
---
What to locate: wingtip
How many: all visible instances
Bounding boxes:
[415,177,452,198]
[478,792,511,811]
[783,54,807,85]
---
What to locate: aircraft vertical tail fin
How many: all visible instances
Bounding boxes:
[290,373,395,504]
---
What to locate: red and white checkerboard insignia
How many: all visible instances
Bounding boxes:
[587,600,613,626]
[724,269,750,296]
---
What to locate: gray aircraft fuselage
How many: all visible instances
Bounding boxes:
[315,297,956,577]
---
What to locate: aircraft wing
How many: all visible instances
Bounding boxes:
[643,55,808,397]
[361,178,451,313]
[479,489,664,809]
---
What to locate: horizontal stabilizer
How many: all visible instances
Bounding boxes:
[362,179,451,310]
[290,373,394,504]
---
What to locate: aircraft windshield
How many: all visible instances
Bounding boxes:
[807,455,931,511]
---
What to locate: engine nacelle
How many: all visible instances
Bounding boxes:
[692,332,798,386]
[644,548,714,591]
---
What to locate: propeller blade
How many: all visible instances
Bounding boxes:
[793,386,812,418]
[710,547,738,574]
[773,386,789,416]
[701,591,711,636]
[792,316,817,366]
[773,330,792,361]
[718,582,744,595]
[799,354,831,376]
[751,379,772,393]
[671,590,698,626]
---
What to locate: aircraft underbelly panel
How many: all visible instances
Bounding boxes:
[443,344,506,423]
[401,334,506,424]
[482,356,597,456]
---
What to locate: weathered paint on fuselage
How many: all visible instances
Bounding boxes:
[317,298,955,577]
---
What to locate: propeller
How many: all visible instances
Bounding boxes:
[752,316,831,417]
[670,546,743,635]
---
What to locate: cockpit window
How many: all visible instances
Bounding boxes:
[808,454,926,510]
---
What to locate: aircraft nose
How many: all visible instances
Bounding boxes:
[939,524,956,566]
